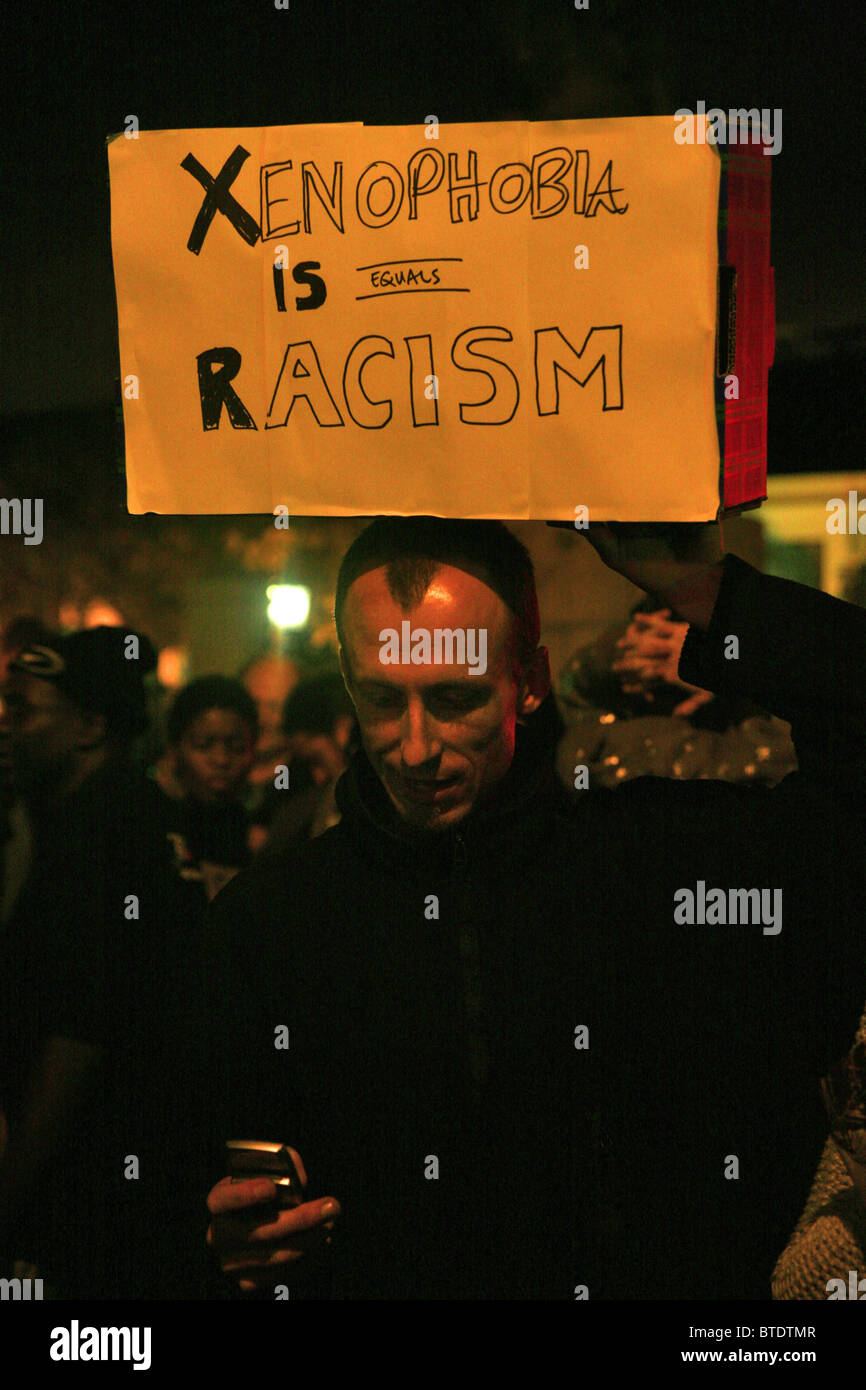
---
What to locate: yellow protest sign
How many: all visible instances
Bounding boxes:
[108,117,722,518]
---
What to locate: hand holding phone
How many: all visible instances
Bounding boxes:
[225,1140,307,1208]
[207,1140,341,1291]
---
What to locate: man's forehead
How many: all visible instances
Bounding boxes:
[343,562,512,646]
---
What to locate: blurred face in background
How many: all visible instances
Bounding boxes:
[242,656,299,784]
[285,717,355,787]
[175,708,255,804]
[0,670,91,795]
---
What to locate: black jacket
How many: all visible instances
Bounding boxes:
[203,554,866,1300]
[0,764,205,1297]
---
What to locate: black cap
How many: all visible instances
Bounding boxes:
[9,626,157,737]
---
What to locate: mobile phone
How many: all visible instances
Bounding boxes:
[225,1140,306,1209]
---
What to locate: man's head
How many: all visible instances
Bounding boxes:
[0,616,56,683]
[0,627,156,798]
[335,518,549,831]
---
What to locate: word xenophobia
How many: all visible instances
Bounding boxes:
[182,145,629,250]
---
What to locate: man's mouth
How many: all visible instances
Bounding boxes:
[394,773,460,804]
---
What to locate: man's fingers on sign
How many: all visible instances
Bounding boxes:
[546,521,725,594]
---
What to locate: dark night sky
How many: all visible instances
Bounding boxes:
[1,0,864,419]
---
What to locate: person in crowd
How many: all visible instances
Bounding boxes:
[256,670,359,854]
[557,596,797,792]
[240,653,301,791]
[0,626,206,1297]
[0,617,57,685]
[239,653,306,851]
[159,676,258,903]
[772,1007,866,1299]
[768,559,866,1300]
[0,618,57,926]
[199,516,865,1300]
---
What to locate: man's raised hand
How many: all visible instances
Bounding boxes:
[549,520,726,630]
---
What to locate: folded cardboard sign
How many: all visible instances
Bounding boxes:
[108,117,761,519]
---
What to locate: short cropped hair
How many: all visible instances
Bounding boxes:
[335,517,540,678]
[167,675,259,745]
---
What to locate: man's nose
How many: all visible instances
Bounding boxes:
[399,699,441,769]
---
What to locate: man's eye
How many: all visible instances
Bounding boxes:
[367,693,400,710]
[431,691,477,712]
[436,683,483,706]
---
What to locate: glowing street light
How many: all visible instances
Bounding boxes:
[267,584,311,630]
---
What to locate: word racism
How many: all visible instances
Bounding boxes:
[674,881,782,935]
[184,144,630,248]
[379,623,488,675]
[197,324,624,435]
[50,1321,151,1371]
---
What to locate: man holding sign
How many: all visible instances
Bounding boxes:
[201,516,865,1300]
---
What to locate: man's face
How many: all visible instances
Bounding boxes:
[0,671,84,792]
[340,563,545,832]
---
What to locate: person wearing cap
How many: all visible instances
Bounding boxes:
[0,626,205,1297]
[0,617,58,926]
